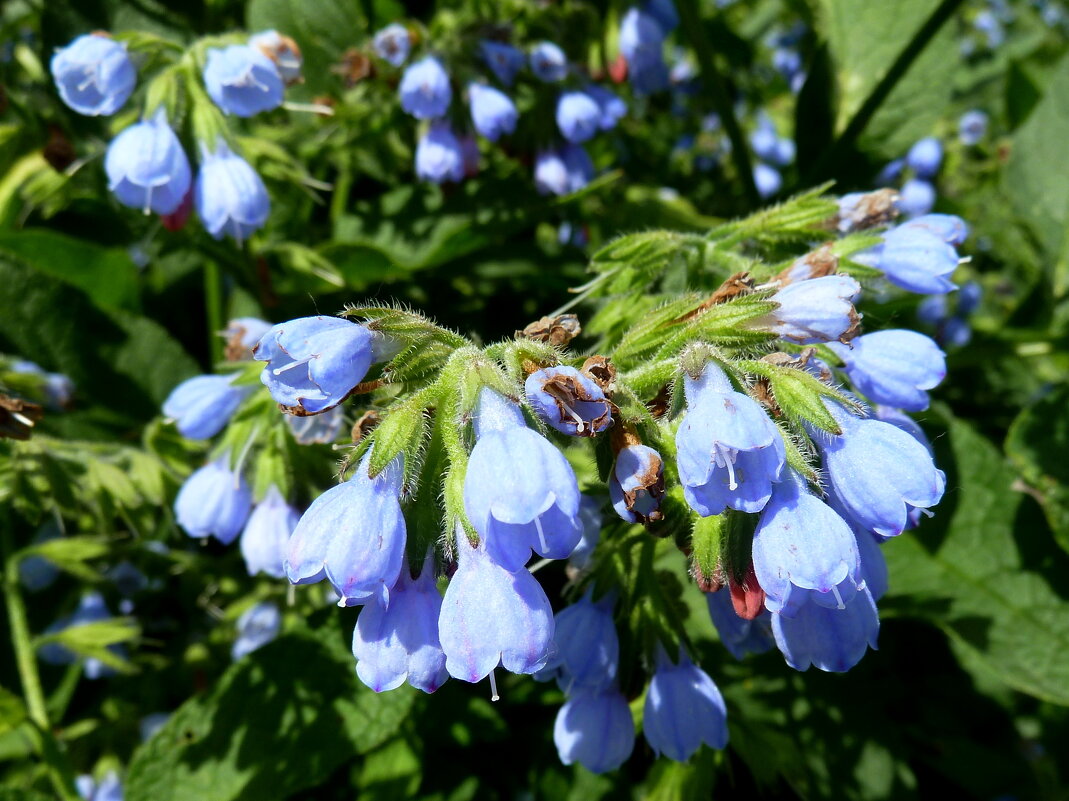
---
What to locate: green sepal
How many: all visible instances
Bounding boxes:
[721,510,758,587]
[404,411,449,575]
[368,399,430,482]
[250,425,294,502]
[736,358,857,434]
[143,64,185,124]
[690,513,725,587]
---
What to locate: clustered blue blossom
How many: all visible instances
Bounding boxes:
[51,29,300,242]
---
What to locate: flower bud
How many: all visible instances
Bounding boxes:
[906,136,943,178]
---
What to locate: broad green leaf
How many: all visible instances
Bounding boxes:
[1005,53,1069,296]
[1005,383,1069,553]
[125,626,415,801]
[884,411,1069,705]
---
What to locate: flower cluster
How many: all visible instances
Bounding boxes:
[154,190,964,773]
[50,30,300,242]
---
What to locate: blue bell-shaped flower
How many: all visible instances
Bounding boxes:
[480,41,525,86]
[253,315,382,414]
[174,457,252,544]
[676,362,785,516]
[105,111,192,215]
[643,650,729,761]
[553,687,635,773]
[829,330,945,412]
[529,41,568,82]
[373,23,411,67]
[352,564,448,694]
[468,83,518,142]
[194,140,270,243]
[231,602,281,660]
[771,586,879,672]
[706,589,775,660]
[51,34,135,116]
[415,122,465,184]
[399,56,452,119]
[556,91,601,144]
[203,44,284,117]
[548,592,618,691]
[284,451,405,606]
[764,274,861,344]
[239,485,300,578]
[438,530,554,685]
[162,373,253,440]
[463,388,582,572]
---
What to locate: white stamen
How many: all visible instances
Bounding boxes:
[562,402,585,433]
[715,444,739,491]
[831,584,845,610]
[488,669,500,702]
[77,66,99,92]
[273,355,313,376]
[534,516,549,554]
[12,412,34,427]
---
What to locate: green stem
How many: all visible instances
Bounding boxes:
[204,259,224,365]
[675,0,759,207]
[807,0,966,182]
[1,526,80,801]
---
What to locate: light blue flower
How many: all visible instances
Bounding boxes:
[415,122,464,183]
[828,329,946,412]
[194,140,270,243]
[856,223,960,294]
[562,144,594,193]
[553,687,635,773]
[958,109,988,145]
[676,362,785,516]
[896,178,936,218]
[438,530,554,683]
[706,589,774,659]
[643,651,728,761]
[162,373,253,440]
[584,85,627,130]
[556,91,601,144]
[240,485,300,578]
[771,586,879,672]
[480,41,525,86]
[898,213,969,246]
[203,44,284,117]
[906,136,943,178]
[529,41,568,82]
[285,452,405,606]
[546,592,618,690]
[76,770,123,801]
[105,112,191,215]
[463,388,582,572]
[51,34,135,116]
[249,30,302,83]
[619,7,668,94]
[373,23,411,67]
[399,56,452,119]
[766,274,861,344]
[253,315,382,414]
[174,457,252,543]
[468,83,518,142]
[753,163,782,198]
[352,564,448,693]
[569,495,603,571]
[232,602,281,660]
[535,150,569,196]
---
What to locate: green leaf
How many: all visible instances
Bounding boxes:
[0,685,26,738]
[1005,53,1069,296]
[125,626,415,801]
[38,618,139,673]
[884,411,1069,705]
[21,535,110,580]
[1005,383,1069,553]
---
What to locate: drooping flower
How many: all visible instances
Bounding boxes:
[958,109,988,145]
[609,444,665,524]
[752,471,861,616]
[352,563,448,694]
[438,531,554,683]
[105,111,192,215]
[224,317,273,357]
[676,362,785,516]
[753,162,782,198]
[253,315,383,414]
[467,83,518,142]
[75,770,123,801]
[815,402,945,537]
[906,136,943,178]
[174,457,252,543]
[194,140,270,243]
[553,687,635,773]
[284,451,405,606]
[203,44,284,117]
[415,122,465,183]
[569,495,603,571]
[240,485,300,578]
[556,91,602,144]
[162,373,253,440]
[645,0,680,31]
[584,84,627,130]
[706,589,775,659]
[524,366,611,437]
[249,30,302,84]
[51,33,136,116]
[771,586,879,672]
[619,7,668,94]
[399,56,452,119]
[896,178,936,218]
[480,40,525,86]
[372,23,411,67]
[546,592,618,690]
[643,651,728,761]
[898,213,970,246]
[763,274,861,344]
[231,602,281,660]
[855,221,960,294]
[828,329,946,412]
[562,144,594,193]
[463,388,583,571]
[529,41,568,82]
[534,150,569,196]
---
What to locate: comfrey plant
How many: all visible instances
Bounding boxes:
[161,188,962,773]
